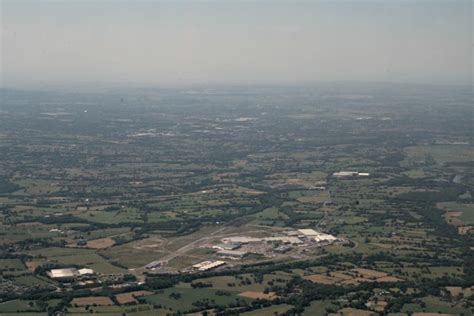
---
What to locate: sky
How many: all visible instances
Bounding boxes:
[0,0,472,88]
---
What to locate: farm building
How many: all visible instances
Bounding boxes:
[77,268,94,276]
[47,268,77,280]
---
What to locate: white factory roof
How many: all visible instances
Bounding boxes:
[298,229,319,236]
[48,268,76,278]
[77,268,94,275]
[192,260,226,271]
[313,235,337,242]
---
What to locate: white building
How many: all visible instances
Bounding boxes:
[77,268,94,276]
[192,260,226,271]
[298,229,320,236]
[47,268,77,279]
[333,171,358,177]
[47,267,95,279]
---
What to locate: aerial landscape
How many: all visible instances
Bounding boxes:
[0,84,472,315]
[0,0,472,315]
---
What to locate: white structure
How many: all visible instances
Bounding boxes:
[192,260,225,271]
[333,171,358,177]
[313,234,337,244]
[297,229,339,246]
[47,268,77,279]
[77,268,94,276]
[298,229,320,236]
[48,268,95,279]
[358,172,370,176]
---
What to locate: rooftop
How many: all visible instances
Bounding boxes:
[48,268,77,278]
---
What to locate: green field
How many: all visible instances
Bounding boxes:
[144,288,252,312]
[241,304,294,315]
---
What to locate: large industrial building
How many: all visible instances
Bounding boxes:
[47,268,95,280]
[192,260,226,271]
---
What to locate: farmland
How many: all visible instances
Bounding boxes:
[0,84,472,315]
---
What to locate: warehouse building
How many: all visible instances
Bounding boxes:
[47,267,95,280]
[298,229,320,236]
[192,260,226,271]
[47,268,77,280]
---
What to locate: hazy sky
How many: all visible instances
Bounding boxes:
[1,0,472,87]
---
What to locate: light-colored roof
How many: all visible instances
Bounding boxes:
[48,268,76,278]
[78,268,94,275]
[192,260,226,271]
[333,171,358,177]
[298,229,319,236]
[313,235,337,242]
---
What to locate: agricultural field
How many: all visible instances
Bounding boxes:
[0,84,472,315]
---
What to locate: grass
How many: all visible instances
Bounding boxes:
[0,259,25,271]
[241,304,293,315]
[100,243,169,269]
[303,300,337,315]
[437,202,474,224]
[144,287,252,312]
[14,275,51,287]
[254,207,288,220]
[401,296,473,315]
[76,209,143,224]
[178,272,294,292]
[380,266,463,281]
[0,300,37,313]
[404,145,474,164]
[28,247,125,274]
